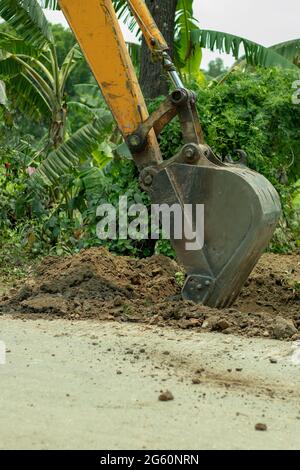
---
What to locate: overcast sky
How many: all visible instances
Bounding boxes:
[45,0,300,69]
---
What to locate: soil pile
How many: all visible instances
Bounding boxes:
[0,247,299,340]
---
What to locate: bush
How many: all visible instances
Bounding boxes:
[151,67,300,253]
[1,67,299,258]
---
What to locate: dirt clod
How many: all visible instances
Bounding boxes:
[255,423,268,432]
[216,319,231,331]
[192,378,201,385]
[158,390,174,402]
[273,318,297,340]
[21,295,68,315]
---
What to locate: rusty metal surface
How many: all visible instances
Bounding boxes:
[148,161,281,308]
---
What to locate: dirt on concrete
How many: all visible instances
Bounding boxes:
[0,247,299,340]
[2,318,300,450]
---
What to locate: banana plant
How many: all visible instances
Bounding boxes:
[194,29,300,70]
[35,112,114,185]
[272,39,300,67]
[0,0,118,188]
[113,0,203,83]
[40,0,300,72]
[113,1,300,75]
[174,0,203,83]
[0,0,84,148]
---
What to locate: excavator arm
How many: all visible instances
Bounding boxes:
[59,0,281,308]
[59,0,168,167]
[59,0,203,166]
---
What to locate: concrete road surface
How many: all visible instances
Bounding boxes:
[0,317,300,450]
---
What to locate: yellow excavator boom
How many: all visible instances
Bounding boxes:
[59,0,162,166]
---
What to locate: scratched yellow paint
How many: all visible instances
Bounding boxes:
[58,0,160,156]
[128,0,168,51]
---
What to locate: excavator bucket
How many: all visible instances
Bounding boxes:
[148,160,281,308]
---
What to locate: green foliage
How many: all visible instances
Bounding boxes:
[0,0,54,48]
[35,113,113,184]
[0,228,36,286]
[0,137,177,259]
[198,69,300,181]
[270,182,300,251]
[174,0,203,82]
[195,30,300,70]
[113,0,204,82]
[0,36,299,260]
[155,240,176,259]
[206,58,228,79]
[0,129,45,231]
[0,1,113,225]
[0,3,89,155]
[152,67,300,252]
[84,159,156,257]
[51,24,95,97]
[39,0,59,9]
[272,39,300,67]
[113,1,300,83]
[175,270,185,287]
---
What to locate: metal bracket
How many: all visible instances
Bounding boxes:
[182,275,216,305]
[224,150,249,168]
[126,96,177,153]
[126,88,205,158]
[139,141,225,191]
